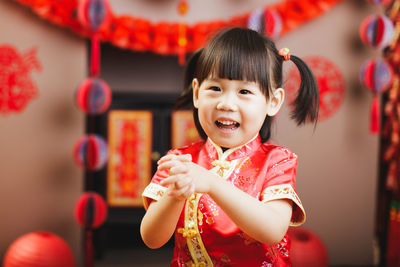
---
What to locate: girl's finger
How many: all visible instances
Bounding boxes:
[160,175,179,186]
[158,154,192,165]
[169,164,189,175]
[168,184,191,199]
[157,160,179,171]
[157,154,177,165]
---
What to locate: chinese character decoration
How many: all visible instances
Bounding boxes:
[285,56,345,122]
[0,45,41,115]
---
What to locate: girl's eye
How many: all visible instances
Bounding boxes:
[239,89,251,95]
[209,86,221,91]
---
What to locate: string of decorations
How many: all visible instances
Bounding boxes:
[381,1,400,265]
[359,1,395,135]
[13,0,344,63]
[72,1,112,266]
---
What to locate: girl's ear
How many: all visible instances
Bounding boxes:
[192,78,200,108]
[267,88,285,116]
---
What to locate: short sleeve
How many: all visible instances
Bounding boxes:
[260,147,306,226]
[141,149,181,210]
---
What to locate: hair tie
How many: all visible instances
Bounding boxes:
[278,48,290,61]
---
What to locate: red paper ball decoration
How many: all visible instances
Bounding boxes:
[359,14,395,49]
[3,231,75,267]
[359,58,393,134]
[73,134,108,171]
[247,8,282,39]
[76,77,112,114]
[287,227,328,267]
[74,192,108,229]
[359,58,393,93]
[78,0,112,33]
[265,9,282,39]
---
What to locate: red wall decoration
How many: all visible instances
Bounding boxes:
[285,56,345,122]
[171,110,202,149]
[107,110,153,207]
[0,45,41,115]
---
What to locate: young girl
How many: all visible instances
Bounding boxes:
[140,27,319,266]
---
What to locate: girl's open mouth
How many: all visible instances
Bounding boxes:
[215,120,240,130]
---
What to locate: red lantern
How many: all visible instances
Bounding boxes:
[76,77,112,115]
[74,192,107,228]
[359,58,393,134]
[359,14,395,49]
[287,227,329,267]
[3,231,75,267]
[73,134,108,171]
[78,0,112,76]
[74,192,107,267]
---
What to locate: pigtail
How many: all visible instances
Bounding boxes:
[289,55,319,125]
[175,48,203,109]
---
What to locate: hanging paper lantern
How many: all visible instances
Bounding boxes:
[248,8,264,33]
[78,0,112,76]
[265,9,282,39]
[73,134,108,171]
[359,58,393,134]
[287,227,329,267]
[359,14,395,49]
[76,77,112,114]
[74,192,108,229]
[359,58,393,93]
[77,0,112,33]
[247,8,282,38]
[3,231,75,267]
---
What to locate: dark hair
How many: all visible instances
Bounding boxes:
[175,27,319,142]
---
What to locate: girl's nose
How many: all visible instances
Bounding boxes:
[216,95,238,111]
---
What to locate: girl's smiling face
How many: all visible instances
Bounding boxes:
[193,77,284,148]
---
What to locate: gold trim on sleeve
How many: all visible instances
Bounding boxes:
[261,184,306,226]
[141,182,167,210]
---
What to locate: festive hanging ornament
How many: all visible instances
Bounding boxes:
[177,0,189,65]
[3,231,75,267]
[359,58,393,134]
[0,45,41,115]
[247,9,282,39]
[76,77,112,114]
[77,0,112,33]
[74,192,107,267]
[73,134,108,171]
[248,8,265,33]
[78,0,112,76]
[74,192,108,228]
[359,14,395,49]
[265,9,282,39]
[285,56,345,121]
[14,0,344,56]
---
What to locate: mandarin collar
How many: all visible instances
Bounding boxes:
[204,134,262,161]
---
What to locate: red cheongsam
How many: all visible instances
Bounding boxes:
[142,135,306,267]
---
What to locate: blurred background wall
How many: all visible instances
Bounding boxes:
[0,0,378,265]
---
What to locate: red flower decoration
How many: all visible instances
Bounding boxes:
[0,45,41,115]
[285,56,345,121]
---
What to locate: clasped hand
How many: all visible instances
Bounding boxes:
[158,154,217,200]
